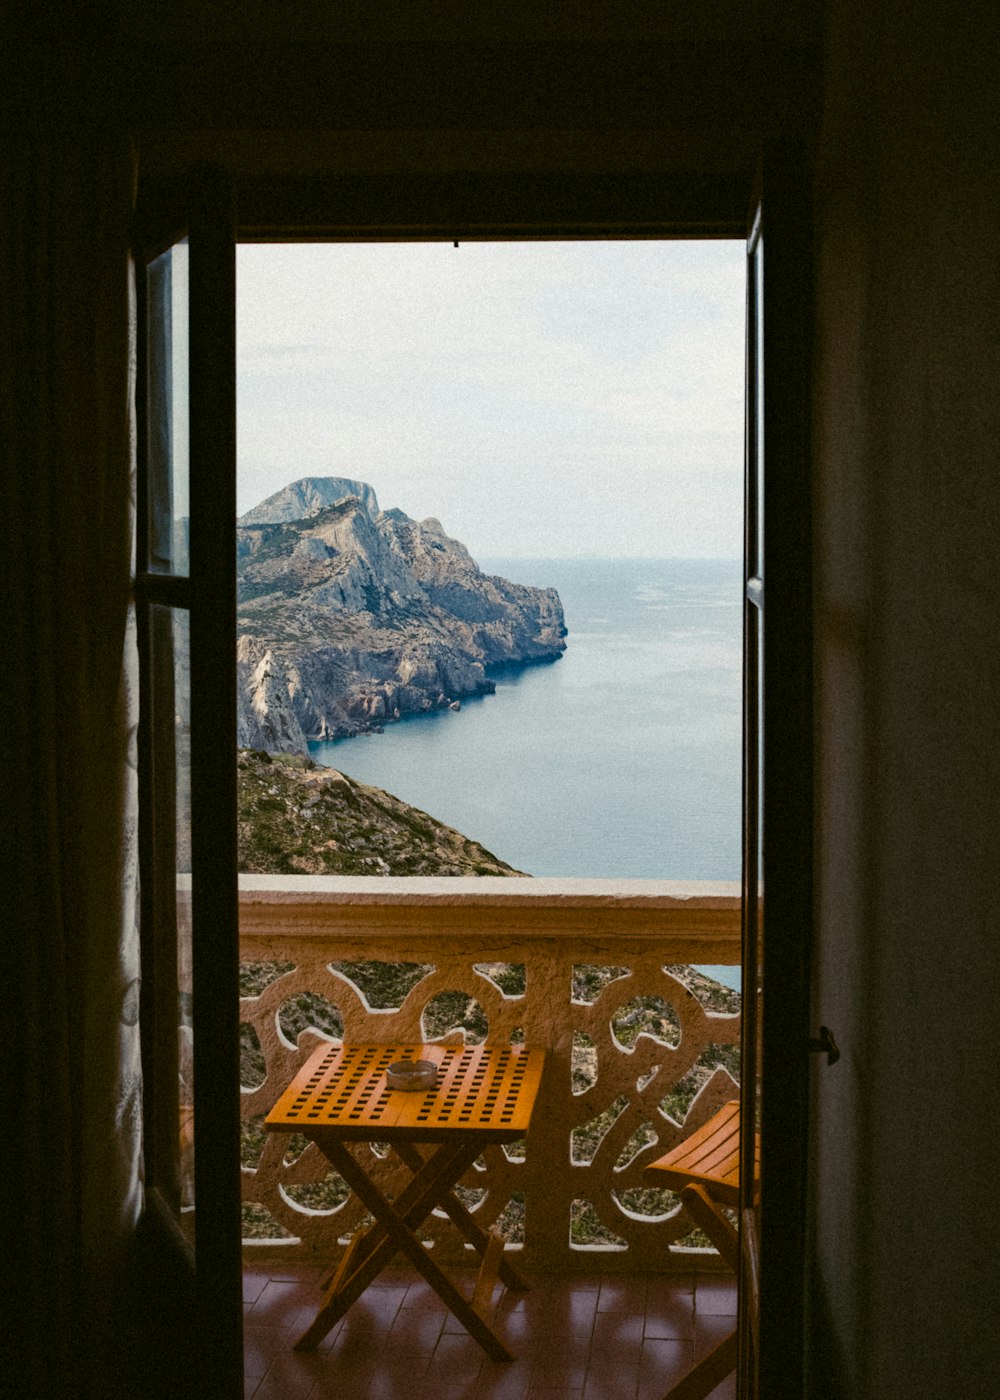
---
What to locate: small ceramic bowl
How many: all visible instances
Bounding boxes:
[386,1059,438,1091]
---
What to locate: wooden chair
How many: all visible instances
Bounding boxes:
[645,1100,750,1400]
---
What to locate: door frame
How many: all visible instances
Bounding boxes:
[134,164,243,1399]
[739,142,815,1399]
[132,157,814,1397]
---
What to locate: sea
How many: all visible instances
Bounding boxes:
[309,557,743,991]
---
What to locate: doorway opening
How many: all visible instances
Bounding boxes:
[233,242,746,1306]
[138,225,748,1398]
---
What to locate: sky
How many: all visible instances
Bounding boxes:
[236,240,745,560]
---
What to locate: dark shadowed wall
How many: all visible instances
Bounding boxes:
[810,3,1000,1395]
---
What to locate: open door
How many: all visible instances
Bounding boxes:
[739,145,814,1397]
[135,166,243,1398]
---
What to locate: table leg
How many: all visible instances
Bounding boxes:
[393,1140,530,1293]
[319,1228,366,1297]
[470,1228,507,1319]
[319,1141,470,1292]
[295,1137,476,1351]
[303,1136,515,1362]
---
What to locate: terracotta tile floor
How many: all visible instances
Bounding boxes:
[243,1262,737,1400]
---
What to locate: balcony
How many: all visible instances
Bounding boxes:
[239,876,741,1398]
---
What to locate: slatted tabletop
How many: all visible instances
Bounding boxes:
[265,1042,545,1143]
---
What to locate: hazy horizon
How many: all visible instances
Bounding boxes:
[237,241,745,560]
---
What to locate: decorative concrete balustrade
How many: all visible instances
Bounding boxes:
[239,876,741,1274]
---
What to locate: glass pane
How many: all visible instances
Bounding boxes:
[146,240,190,575]
[754,613,764,1150]
[149,602,194,1245]
[753,236,765,1188]
[754,236,764,581]
[174,604,193,1240]
[743,228,765,1269]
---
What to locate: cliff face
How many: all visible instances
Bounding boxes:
[237,475,381,526]
[236,478,566,752]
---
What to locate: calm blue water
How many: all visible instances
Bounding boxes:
[310,558,743,987]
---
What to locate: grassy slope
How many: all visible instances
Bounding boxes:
[237,748,520,876]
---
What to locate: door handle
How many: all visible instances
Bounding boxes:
[808,1026,840,1065]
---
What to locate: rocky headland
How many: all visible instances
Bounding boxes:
[236,476,566,753]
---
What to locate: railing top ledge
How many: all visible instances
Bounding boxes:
[238,875,742,911]
[238,877,741,958]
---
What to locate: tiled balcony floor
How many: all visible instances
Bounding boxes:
[244,1261,737,1400]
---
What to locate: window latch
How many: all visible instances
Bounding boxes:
[808,1026,840,1066]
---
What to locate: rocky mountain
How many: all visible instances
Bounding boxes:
[238,476,380,526]
[237,749,521,876]
[236,478,566,752]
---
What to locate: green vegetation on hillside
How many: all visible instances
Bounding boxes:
[237,748,520,876]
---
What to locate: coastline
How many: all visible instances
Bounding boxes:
[309,557,742,890]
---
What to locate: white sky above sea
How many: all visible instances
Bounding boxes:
[235,240,745,560]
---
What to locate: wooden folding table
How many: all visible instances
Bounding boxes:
[265,1041,545,1359]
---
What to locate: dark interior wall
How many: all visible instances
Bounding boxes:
[810,3,1000,1396]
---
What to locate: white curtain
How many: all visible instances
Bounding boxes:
[0,135,142,1397]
